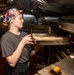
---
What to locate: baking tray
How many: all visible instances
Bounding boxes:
[31,33,70,45]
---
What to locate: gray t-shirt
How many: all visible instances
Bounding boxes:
[1,31,32,63]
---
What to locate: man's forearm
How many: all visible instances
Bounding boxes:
[30,45,41,56]
[6,42,25,67]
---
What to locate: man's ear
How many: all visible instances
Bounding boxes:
[10,19,14,23]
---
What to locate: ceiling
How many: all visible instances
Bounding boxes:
[0,0,74,16]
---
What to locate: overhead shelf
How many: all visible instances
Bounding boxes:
[49,20,74,34]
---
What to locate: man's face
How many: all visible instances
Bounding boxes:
[12,14,24,29]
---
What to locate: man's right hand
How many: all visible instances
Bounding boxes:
[21,34,34,45]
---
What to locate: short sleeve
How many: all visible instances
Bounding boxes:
[1,38,14,57]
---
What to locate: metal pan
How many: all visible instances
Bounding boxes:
[31,33,70,45]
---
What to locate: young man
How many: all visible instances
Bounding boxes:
[1,8,41,75]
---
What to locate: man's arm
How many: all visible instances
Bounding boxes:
[6,34,34,67]
[30,45,44,56]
